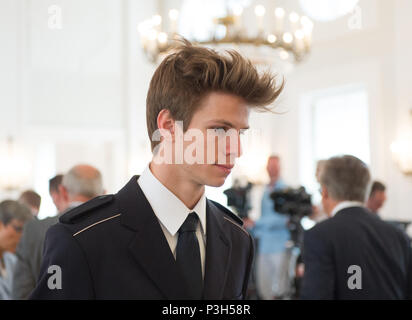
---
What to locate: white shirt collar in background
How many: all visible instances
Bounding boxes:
[331,201,364,217]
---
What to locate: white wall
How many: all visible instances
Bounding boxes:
[0,0,156,217]
[390,0,412,222]
[0,0,24,137]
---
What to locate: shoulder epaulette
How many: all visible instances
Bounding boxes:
[59,195,115,224]
[210,200,243,226]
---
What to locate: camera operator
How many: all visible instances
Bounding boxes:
[301,155,412,299]
[251,155,290,300]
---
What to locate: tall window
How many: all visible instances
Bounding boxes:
[300,85,370,203]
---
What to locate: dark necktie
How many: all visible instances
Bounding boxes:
[176,212,203,299]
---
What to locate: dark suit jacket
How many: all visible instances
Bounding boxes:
[30,176,254,299]
[12,215,59,299]
[301,206,412,300]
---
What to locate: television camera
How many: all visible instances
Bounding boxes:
[270,186,313,247]
[223,181,253,219]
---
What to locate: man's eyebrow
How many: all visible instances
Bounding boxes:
[207,120,250,130]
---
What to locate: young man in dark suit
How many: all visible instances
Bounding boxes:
[301,155,412,300]
[30,41,283,299]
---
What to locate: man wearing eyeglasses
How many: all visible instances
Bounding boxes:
[0,200,33,300]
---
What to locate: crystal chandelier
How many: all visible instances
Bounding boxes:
[299,0,359,22]
[138,2,314,64]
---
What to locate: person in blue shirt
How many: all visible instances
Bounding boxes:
[251,155,291,299]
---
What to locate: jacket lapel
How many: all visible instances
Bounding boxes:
[202,199,232,299]
[116,176,187,299]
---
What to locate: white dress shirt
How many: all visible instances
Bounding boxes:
[331,201,365,217]
[137,165,207,278]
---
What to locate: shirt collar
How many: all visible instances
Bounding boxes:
[267,179,285,190]
[68,201,84,209]
[59,201,84,215]
[331,201,364,217]
[137,165,207,236]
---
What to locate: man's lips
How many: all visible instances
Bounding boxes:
[214,164,234,170]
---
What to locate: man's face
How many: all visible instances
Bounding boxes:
[179,92,249,187]
[266,157,280,181]
[0,219,24,253]
[370,190,387,211]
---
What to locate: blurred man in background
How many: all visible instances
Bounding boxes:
[12,165,104,299]
[309,160,328,223]
[301,155,412,299]
[252,155,290,299]
[367,181,387,216]
[0,200,33,299]
[18,190,41,218]
[48,174,67,213]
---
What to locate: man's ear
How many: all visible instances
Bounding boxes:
[157,109,175,139]
[58,184,69,202]
[322,186,329,199]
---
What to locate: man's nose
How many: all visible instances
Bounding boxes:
[226,133,242,158]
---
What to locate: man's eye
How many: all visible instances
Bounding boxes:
[213,127,227,133]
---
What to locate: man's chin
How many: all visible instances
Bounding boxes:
[205,177,227,188]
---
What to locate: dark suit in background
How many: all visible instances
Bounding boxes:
[12,204,80,299]
[301,206,412,300]
[12,215,59,299]
[30,176,254,299]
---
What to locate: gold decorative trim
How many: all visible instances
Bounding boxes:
[223,216,249,236]
[73,214,121,237]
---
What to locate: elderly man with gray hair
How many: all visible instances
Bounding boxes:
[61,164,104,207]
[301,155,412,300]
[12,164,104,299]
